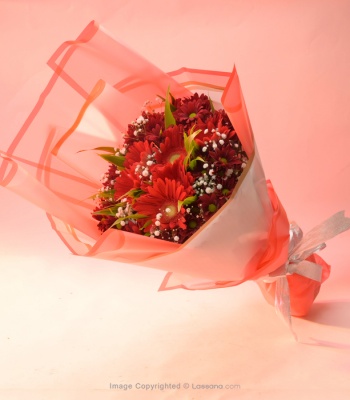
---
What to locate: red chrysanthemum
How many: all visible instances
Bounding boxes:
[134,178,191,230]
[173,93,211,123]
[192,116,218,143]
[209,146,242,170]
[123,220,142,235]
[217,109,234,130]
[93,209,116,232]
[124,111,164,145]
[194,114,235,146]
[220,176,238,195]
[143,112,165,144]
[199,193,226,220]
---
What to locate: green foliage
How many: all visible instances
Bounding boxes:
[110,213,148,229]
[164,87,176,128]
[99,154,125,169]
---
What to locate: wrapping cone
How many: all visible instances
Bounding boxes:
[1,21,338,320]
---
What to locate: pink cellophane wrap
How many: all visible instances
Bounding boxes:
[1,20,331,316]
[258,254,331,317]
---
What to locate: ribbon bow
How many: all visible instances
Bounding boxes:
[263,211,350,339]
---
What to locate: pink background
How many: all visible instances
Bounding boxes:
[1,1,350,399]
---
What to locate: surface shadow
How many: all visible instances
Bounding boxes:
[303,300,350,329]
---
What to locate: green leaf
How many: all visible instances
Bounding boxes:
[183,195,197,206]
[189,159,197,170]
[169,91,176,104]
[92,202,124,216]
[157,94,177,112]
[117,188,145,201]
[94,189,116,199]
[178,195,197,211]
[110,213,148,229]
[141,220,153,230]
[93,209,114,216]
[78,146,116,154]
[99,154,125,169]
[169,92,177,112]
[183,127,202,168]
[129,188,145,198]
[189,155,206,170]
[164,86,176,128]
[128,213,148,220]
[208,95,216,113]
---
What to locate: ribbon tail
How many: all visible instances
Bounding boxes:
[275,276,298,341]
[292,211,350,260]
[288,260,323,282]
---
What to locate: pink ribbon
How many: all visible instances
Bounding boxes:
[262,211,350,339]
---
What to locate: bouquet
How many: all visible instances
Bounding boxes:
[1,21,349,337]
[92,91,248,245]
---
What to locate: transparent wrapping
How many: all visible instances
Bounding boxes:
[1,21,340,320]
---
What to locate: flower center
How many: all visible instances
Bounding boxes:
[219,157,228,164]
[163,204,177,219]
[189,220,197,229]
[208,204,217,213]
[189,112,197,118]
[169,153,181,163]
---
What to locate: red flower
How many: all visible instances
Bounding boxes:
[123,220,142,235]
[155,126,187,165]
[124,111,164,145]
[144,112,164,144]
[152,157,193,188]
[217,109,234,130]
[173,93,211,123]
[194,113,235,146]
[134,178,192,230]
[93,210,117,233]
[210,146,242,170]
[219,176,237,196]
[124,140,154,168]
[114,168,139,199]
[199,193,225,220]
[94,92,247,244]
[192,116,218,143]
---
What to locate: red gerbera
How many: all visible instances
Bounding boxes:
[152,157,193,188]
[124,140,154,168]
[134,178,191,230]
[155,126,187,165]
[114,168,139,199]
